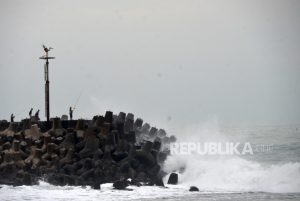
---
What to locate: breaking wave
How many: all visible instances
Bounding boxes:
[163,121,300,193]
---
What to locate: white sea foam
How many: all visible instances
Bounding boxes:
[163,121,300,193]
[164,154,300,193]
[0,181,194,201]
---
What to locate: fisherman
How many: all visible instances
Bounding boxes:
[35,110,40,121]
[10,113,15,122]
[29,108,33,118]
[69,107,73,120]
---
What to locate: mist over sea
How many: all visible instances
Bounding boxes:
[1,122,299,201]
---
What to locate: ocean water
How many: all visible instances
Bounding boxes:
[1,123,300,201]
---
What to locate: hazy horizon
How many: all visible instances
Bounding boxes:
[1,0,300,130]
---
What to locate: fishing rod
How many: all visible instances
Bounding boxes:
[72,90,83,111]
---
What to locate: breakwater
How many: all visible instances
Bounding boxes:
[0,111,175,189]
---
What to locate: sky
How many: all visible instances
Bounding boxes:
[0,0,300,130]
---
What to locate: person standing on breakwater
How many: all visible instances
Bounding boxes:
[69,107,73,120]
[10,113,15,122]
[35,110,40,121]
[29,108,33,118]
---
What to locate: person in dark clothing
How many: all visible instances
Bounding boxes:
[69,107,73,120]
[10,113,15,122]
[35,110,40,121]
[29,108,33,118]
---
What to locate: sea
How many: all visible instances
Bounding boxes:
[1,123,300,201]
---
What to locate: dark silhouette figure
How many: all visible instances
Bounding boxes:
[69,107,73,120]
[29,108,33,117]
[35,110,40,121]
[10,113,15,122]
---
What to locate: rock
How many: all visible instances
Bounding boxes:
[21,121,42,142]
[64,175,76,185]
[8,140,26,168]
[75,119,85,138]
[60,132,76,149]
[92,182,101,190]
[157,129,167,138]
[115,121,124,140]
[42,143,58,161]
[149,127,158,138]
[134,118,143,129]
[126,113,134,121]
[167,173,178,185]
[118,112,126,123]
[129,179,141,187]
[147,164,161,177]
[112,140,128,162]
[104,111,113,123]
[79,169,94,180]
[59,148,75,166]
[21,119,31,130]
[135,141,155,167]
[79,132,99,158]
[24,147,45,169]
[100,123,111,135]
[157,151,168,164]
[124,119,134,133]
[93,116,104,127]
[93,149,103,160]
[34,139,43,148]
[0,162,18,180]
[105,131,117,150]
[149,175,164,187]
[141,123,150,134]
[155,178,164,187]
[162,136,170,144]
[0,122,17,138]
[23,172,33,185]
[189,186,199,191]
[48,117,66,137]
[152,138,162,151]
[20,141,29,155]
[77,158,93,176]
[142,141,153,153]
[113,179,129,190]
[124,131,136,144]
[41,133,51,152]
[2,142,11,150]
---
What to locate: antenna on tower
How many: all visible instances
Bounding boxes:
[39,44,55,122]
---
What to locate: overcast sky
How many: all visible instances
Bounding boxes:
[0,0,300,130]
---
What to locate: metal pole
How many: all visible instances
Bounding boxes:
[45,59,50,122]
[40,45,54,122]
